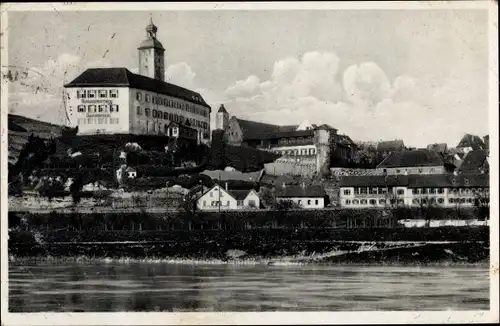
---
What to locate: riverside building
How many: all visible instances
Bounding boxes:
[64,19,211,141]
[338,173,489,209]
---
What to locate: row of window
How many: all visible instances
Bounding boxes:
[344,197,488,206]
[345,199,405,206]
[390,167,437,174]
[138,121,196,137]
[136,106,209,130]
[288,199,320,206]
[344,187,489,196]
[77,104,119,113]
[202,200,254,207]
[274,148,317,156]
[136,92,209,117]
[77,117,120,125]
[77,89,119,99]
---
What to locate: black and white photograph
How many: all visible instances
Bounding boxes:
[1,1,498,324]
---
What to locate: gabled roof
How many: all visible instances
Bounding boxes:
[199,184,254,201]
[228,189,254,201]
[217,104,228,114]
[275,184,326,198]
[426,143,448,153]
[235,118,282,140]
[377,140,405,152]
[458,149,489,173]
[376,149,445,168]
[457,134,485,150]
[64,68,210,110]
[126,166,136,172]
[201,169,264,182]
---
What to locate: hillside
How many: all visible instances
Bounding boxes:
[7,114,65,165]
[8,115,280,194]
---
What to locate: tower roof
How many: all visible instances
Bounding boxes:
[217,104,228,114]
[139,17,164,51]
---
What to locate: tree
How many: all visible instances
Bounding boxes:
[276,199,302,211]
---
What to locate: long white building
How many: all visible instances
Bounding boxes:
[338,173,489,209]
[64,19,211,140]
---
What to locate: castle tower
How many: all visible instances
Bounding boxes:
[314,124,333,178]
[216,104,229,130]
[138,17,165,81]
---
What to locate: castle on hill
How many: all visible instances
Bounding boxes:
[215,104,357,175]
[64,19,211,143]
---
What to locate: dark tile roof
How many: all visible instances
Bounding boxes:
[138,38,165,51]
[337,134,356,148]
[426,143,448,153]
[236,118,316,140]
[275,184,326,198]
[407,174,489,188]
[458,150,489,173]
[457,134,485,150]
[377,140,405,152]
[217,104,228,114]
[376,149,445,168]
[278,125,299,132]
[64,68,210,110]
[316,124,338,131]
[228,189,253,201]
[201,169,264,182]
[339,174,489,188]
[236,118,281,139]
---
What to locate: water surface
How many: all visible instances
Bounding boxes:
[9,261,489,312]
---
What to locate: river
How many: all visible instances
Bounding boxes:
[8,261,489,312]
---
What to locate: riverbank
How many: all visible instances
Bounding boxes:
[9,229,489,264]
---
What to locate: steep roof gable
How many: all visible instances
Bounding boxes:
[458,149,489,173]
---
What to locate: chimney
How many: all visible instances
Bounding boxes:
[225,182,228,191]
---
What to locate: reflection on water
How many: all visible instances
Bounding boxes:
[9,262,489,312]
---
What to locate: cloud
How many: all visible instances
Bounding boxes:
[219,51,486,147]
[166,62,196,89]
[343,62,392,108]
[225,75,261,99]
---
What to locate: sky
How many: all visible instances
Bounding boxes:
[5,8,491,147]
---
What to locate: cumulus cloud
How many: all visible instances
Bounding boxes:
[166,62,196,89]
[219,51,485,147]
